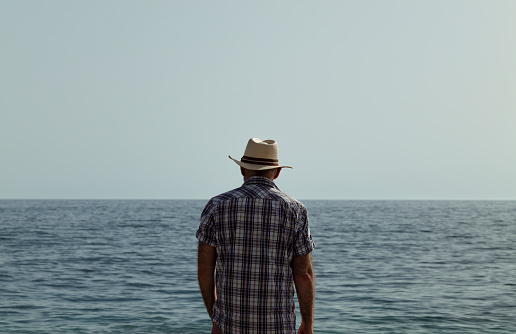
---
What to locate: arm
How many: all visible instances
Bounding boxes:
[291,252,315,334]
[197,241,217,319]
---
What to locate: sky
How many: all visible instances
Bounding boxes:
[1,1,515,200]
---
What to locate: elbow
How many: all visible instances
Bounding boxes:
[197,267,215,277]
[294,272,314,285]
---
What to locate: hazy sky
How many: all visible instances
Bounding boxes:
[1,1,515,200]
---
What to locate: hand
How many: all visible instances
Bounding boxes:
[297,320,313,334]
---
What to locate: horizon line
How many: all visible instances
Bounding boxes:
[1,198,515,201]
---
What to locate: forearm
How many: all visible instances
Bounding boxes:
[294,270,315,324]
[198,269,216,319]
[197,241,217,319]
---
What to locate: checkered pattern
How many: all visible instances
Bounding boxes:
[197,176,315,334]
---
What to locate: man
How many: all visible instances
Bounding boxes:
[196,138,315,334]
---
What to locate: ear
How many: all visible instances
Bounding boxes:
[273,168,282,180]
[240,167,246,177]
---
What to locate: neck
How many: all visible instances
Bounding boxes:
[241,167,280,181]
[244,175,274,182]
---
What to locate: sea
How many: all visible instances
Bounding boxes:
[1,200,515,334]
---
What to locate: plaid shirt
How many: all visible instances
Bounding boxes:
[197,176,315,334]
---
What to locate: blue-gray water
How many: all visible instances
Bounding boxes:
[1,200,515,333]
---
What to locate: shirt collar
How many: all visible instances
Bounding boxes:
[243,176,278,189]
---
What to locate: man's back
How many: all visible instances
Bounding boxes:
[197,176,314,333]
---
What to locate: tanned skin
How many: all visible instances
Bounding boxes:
[197,241,217,320]
[292,253,315,334]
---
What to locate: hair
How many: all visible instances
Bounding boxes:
[244,168,278,179]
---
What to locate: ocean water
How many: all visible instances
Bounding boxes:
[0,200,515,333]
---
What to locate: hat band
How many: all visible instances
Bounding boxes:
[240,155,279,166]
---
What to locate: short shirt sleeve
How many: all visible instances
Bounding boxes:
[293,205,315,257]
[196,199,217,247]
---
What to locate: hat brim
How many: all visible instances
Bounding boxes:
[229,156,292,170]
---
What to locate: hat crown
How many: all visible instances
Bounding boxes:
[243,138,278,160]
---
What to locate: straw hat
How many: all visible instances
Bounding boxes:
[229,138,293,170]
